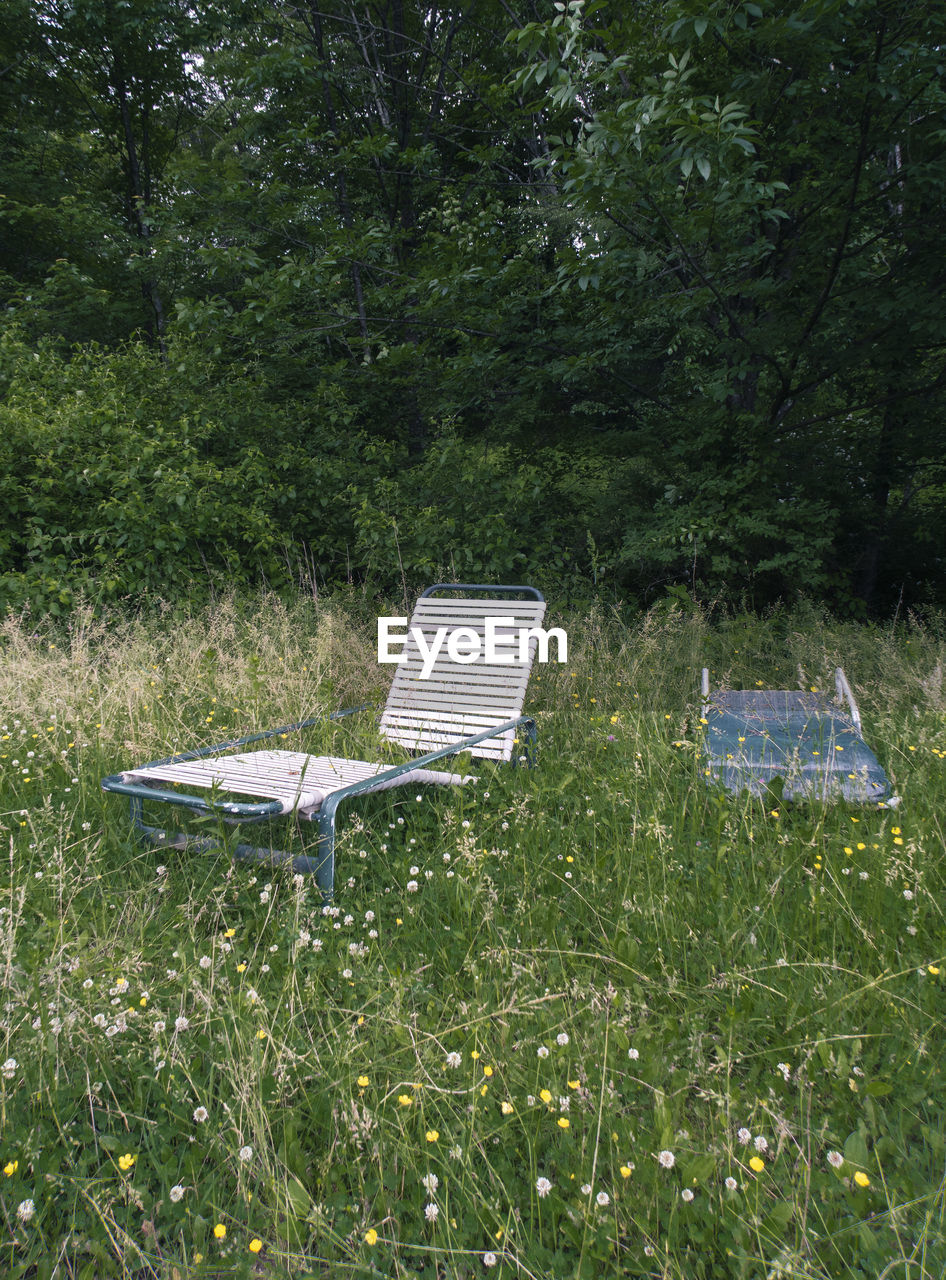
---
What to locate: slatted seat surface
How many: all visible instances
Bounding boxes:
[123,751,470,815]
[380,596,547,760]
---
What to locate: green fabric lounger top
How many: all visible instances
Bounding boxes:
[699,667,896,805]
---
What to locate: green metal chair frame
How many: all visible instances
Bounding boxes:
[101,585,546,899]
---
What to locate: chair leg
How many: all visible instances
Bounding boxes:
[312,804,337,904]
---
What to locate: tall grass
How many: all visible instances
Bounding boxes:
[0,594,944,1278]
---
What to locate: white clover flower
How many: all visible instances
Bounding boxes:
[681,1188,694,1202]
[193,1106,209,1123]
[449,1144,463,1160]
[596,1190,610,1207]
[16,1198,35,1222]
[627,1047,639,1060]
[93,1013,107,1028]
[827,1150,844,1169]
[169,1184,185,1202]
[424,1202,439,1221]
[536,1176,552,1198]
[581,1183,592,1195]
[154,1020,166,1034]
[174,1015,189,1032]
[737,1127,751,1145]
[556,1032,569,1047]
[82,978,93,989]
[115,978,129,993]
[410,865,419,875]
[903,889,914,900]
[239,1145,253,1162]
[341,968,352,979]
[364,911,375,923]
[344,914,354,926]
[312,938,323,951]
[776,957,788,967]
[259,890,270,904]
[483,1252,497,1267]
[537,1045,549,1059]
[777,1062,791,1081]
[406,880,419,893]
[446,1052,462,1069]
[198,956,212,970]
[421,1173,439,1193]
[2,1057,18,1079]
[658,1150,675,1168]
[754,1135,768,1153]
[156,865,167,876]
[725,1176,738,1191]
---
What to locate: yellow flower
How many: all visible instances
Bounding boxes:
[471,1049,480,1060]
[365,1228,378,1245]
[567,1080,580,1089]
[398,1095,412,1106]
[539,1089,552,1104]
[213,1223,227,1239]
[853,1171,870,1188]
[749,1156,765,1172]
[237,963,247,972]
[483,1065,493,1077]
[557,1117,570,1129]
[357,1076,370,1088]
[425,1130,439,1143]
[249,1239,263,1254]
[256,1030,267,1040]
[4,1160,18,1176]
[620,1165,632,1178]
[501,1101,514,1115]
[224,928,236,938]
[891,826,901,835]
[118,1153,136,1172]
[929,965,941,975]
[480,1084,488,1096]
[139,997,148,1007]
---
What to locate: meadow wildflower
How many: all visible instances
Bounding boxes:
[557,1117,570,1129]
[483,1252,497,1266]
[536,1176,552,1197]
[596,1191,610,1207]
[213,1223,226,1239]
[365,1228,378,1245]
[749,1156,765,1172]
[425,1202,439,1221]
[754,1135,768,1153]
[537,1045,549,1058]
[827,1151,843,1169]
[725,1177,738,1191]
[426,1130,439,1143]
[17,1199,35,1222]
[422,1173,438,1193]
[249,1239,262,1253]
[193,1106,209,1123]
[445,1051,461,1068]
[357,1075,370,1088]
[737,1128,751,1145]
[627,1047,639,1060]
[4,1160,18,1176]
[174,1016,189,1032]
[118,1153,136,1171]
[556,1032,569,1046]
[658,1150,675,1168]
[854,1171,870,1187]
[681,1188,694,1202]
[169,1185,185,1202]
[2,1058,17,1079]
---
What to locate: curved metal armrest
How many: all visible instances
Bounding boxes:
[315,715,535,817]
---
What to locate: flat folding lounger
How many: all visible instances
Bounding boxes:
[101,584,547,899]
[699,667,896,805]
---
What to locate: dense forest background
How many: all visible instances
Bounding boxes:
[2,0,944,617]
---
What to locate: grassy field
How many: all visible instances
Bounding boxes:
[0,592,944,1279]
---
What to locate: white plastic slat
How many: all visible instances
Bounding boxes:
[124,752,474,813]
